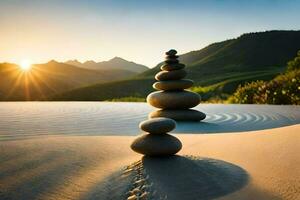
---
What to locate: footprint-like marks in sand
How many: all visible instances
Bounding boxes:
[84,156,249,200]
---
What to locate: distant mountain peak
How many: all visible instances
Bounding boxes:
[67,59,81,63]
[83,60,97,65]
[110,56,126,62]
[48,59,59,64]
[64,57,148,73]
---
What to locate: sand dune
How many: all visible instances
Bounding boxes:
[0,125,299,199]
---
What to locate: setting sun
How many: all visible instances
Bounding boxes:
[20,60,32,71]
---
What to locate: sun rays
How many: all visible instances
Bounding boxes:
[19,60,32,72]
[4,63,58,101]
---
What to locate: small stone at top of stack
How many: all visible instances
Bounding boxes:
[147,49,206,121]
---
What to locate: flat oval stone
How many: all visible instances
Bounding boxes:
[155,69,187,81]
[153,79,193,91]
[149,109,206,121]
[131,134,182,156]
[147,91,200,109]
[139,117,176,134]
[165,58,179,64]
[161,63,185,71]
[166,49,177,56]
[165,55,179,59]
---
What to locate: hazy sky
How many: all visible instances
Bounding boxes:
[0,0,300,67]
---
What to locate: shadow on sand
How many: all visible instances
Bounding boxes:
[83,155,249,200]
[175,111,300,133]
[141,155,249,200]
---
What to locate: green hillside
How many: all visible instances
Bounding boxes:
[53,30,300,101]
[229,51,300,104]
[51,78,155,101]
[142,30,300,77]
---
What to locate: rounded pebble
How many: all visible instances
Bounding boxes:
[155,69,187,81]
[147,91,200,109]
[153,79,193,90]
[165,58,179,64]
[161,63,185,71]
[166,55,179,59]
[139,117,176,134]
[127,195,137,200]
[166,49,177,56]
[139,192,149,200]
[131,134,182,156]
[149,109,206,121]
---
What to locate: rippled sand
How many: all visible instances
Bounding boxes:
[0,102,299,139]
[0,125,299,200]
[0,103,299,199]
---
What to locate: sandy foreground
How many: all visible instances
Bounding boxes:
[0,125,299,200]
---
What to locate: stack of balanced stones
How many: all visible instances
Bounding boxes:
[148,49,206,121]
[131,117,181,156]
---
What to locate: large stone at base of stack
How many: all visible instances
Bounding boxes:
[131,117,182,156]
[147,49,206,121]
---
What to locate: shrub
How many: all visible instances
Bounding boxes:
[287,50,300,71]
[228,70,300,104]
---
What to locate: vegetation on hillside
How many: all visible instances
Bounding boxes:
[229,51,300,105]
[53,30,299,101]
[141,30,300,78]
[287,50,300,71]
[51,78,155,101]
[109,96,146,102]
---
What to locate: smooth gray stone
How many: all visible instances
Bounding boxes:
[155,69,187,81]
[165,55,179,59]
[166,49,177,56]
[153,79,193,91]
[149,109,206,121]
[131,133,182,156]
[161,63,185,71]
[139,117,176,134]
[147,91,200,109]
[165,58,179,64]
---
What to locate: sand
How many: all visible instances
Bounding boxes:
[0,125,299,200]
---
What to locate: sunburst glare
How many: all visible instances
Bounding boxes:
[19,60,32,71]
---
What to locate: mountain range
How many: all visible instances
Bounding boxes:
[1,30,299,101]
[52,30,300,101]
[65,57,148,73]
[0,58,148,100]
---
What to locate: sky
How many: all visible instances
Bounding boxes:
[0,0,300,67]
